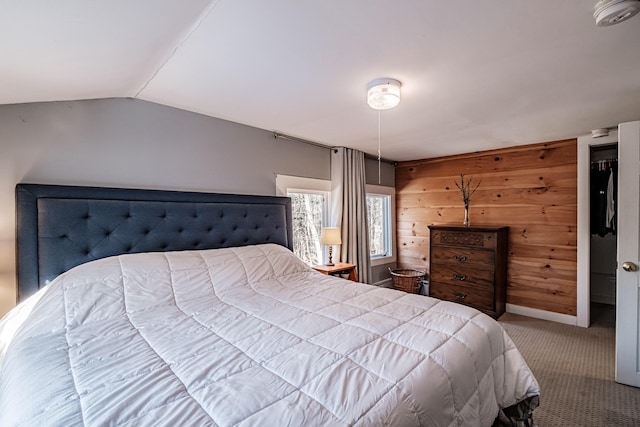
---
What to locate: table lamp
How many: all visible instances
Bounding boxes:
[320,227,341,266]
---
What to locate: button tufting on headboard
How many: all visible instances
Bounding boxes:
[15,184,293,302]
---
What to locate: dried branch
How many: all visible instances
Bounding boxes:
[454,174,481,208]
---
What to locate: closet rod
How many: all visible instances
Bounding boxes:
[590,158,618,164]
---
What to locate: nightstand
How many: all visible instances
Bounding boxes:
[312,262,358,282]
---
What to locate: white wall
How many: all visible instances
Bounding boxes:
[0,98,331,316]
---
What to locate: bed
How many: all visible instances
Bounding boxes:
[1,184,539,426]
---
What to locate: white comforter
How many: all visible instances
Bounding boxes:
[0,244,538,426]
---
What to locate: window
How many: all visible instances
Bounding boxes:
[288,191,327,265]
[276,175,331,266]
[276,176,395,267]
[366,185,396,265]
[367,194,391,258]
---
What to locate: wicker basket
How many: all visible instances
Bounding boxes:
[389,268,425,294]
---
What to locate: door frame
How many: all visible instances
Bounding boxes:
[576,131,618,328]
[615,121,640,386]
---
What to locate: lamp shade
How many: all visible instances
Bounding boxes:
[320,227,341,245]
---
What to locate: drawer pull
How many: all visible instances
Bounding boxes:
[453,291,467,300]
[453,255,468,262]
[453,273,467,281]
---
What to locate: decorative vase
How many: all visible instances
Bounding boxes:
[463,206,470,227]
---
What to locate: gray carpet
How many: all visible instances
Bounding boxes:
[498,305,640,427]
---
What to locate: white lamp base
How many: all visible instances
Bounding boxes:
[326,245,335,266]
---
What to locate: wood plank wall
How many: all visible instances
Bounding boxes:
[395,139,577,315]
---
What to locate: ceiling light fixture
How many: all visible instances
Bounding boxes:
[367,78,402,110]
[367,78,402,184]
[594,0,640,26]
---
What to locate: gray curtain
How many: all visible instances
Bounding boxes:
[331,147,371,283]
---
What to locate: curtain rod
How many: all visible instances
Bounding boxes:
[273,132,331,150]
[273,132,396,165]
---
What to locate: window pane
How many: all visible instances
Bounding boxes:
[367,194,390,257]
[289,192,324,265]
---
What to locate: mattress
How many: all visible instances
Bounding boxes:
[0,244,539,426]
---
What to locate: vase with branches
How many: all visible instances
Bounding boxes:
[454,173,480,227]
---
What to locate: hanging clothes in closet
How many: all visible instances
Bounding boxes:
[590,158,617,237]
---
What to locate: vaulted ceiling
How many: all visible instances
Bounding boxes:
[2,1,640,161]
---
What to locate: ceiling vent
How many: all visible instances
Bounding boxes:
[594,0,640,26]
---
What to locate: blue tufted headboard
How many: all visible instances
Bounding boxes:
[16,184,293,302]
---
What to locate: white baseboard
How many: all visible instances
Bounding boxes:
[373,278,393,288]
[506,303,578,326]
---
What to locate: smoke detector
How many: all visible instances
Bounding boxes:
[591,128,610,138]
[594,0,640,26]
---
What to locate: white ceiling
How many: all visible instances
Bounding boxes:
[2,1,640,161]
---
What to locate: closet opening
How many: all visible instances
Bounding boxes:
[589,143,618,327]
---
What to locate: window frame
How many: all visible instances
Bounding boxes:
[366,184,397,267]
[276,175,332,265]
[276,176,396,267]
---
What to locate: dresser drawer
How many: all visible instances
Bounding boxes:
[429,282,495,312]
[430,246,494,270]
[431,229,497,250]
[428,225,508,318]
[430,262,495,288]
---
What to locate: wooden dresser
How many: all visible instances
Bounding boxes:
[428,225,508,318]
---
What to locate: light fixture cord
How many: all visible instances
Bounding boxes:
[378,110,381,185]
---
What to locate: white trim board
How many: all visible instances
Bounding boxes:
[506,303,578,326]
